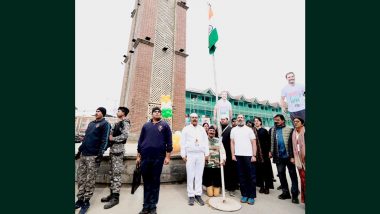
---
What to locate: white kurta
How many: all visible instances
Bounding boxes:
[180,124,210,197]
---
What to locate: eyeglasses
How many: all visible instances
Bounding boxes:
[153,110,161,113]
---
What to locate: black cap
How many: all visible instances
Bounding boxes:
[97,107,106,117]
[151,106,161,114]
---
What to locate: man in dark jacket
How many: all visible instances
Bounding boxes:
[101,107,130,209]
[269,114,299,204]
[75,107,111,213]
[220,116,239,196]
[136,107,173,214]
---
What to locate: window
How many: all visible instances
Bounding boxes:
[205,97,210,101]
[261,106,264,110]
[190,94,197,99]
[248,104,252,108]
[234,101,238,106]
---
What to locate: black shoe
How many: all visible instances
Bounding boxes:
[277,185,282,190]
[195,195,205,206]
[150,208,157,214]
[104,193,119,209]
[79,200,90,214]
[292,197,300,204]
[264,189,270,194]
[101,192,112,202]
[188,197,195,206]
[278,193,291,200]
[138,208,150,214]
[75,198,84,209]
[259,187,265,193]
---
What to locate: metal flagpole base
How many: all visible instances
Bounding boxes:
[208,197,242,212]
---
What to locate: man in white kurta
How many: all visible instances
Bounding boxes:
[181,113,210,206]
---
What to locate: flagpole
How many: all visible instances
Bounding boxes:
[212,53,226,202]
[207,2,241,211]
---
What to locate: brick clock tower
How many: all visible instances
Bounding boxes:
[120,0,188,135]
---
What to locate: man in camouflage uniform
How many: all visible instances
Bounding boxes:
[75,107,111,214]
[101,106,130,209]
[202,126,226,197]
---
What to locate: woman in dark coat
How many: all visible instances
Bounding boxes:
[254,117,274,194]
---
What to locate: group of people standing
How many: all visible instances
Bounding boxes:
[75,106,173,214]
[196,72,306,207]
[74,72,306,214]
[75,106,131,214]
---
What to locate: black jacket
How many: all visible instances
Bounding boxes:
[79,118,111,156]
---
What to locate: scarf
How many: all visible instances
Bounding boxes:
[292,127,306,170]
[251,127,264,163]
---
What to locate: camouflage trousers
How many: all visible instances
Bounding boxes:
[109,152,124,194]
[76,155,99,200]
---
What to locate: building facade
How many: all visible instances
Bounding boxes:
[119,0,188,134]
[185,88,292,128]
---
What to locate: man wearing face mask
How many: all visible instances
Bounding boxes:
[269,114,299,204]
[230,114,257,205]
[180,113,209,206]
[231,117,237,128]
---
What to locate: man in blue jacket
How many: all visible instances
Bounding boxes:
[136,106,173,214]
[75,107,111,213]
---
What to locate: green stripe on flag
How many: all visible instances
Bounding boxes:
[209,28,218,55]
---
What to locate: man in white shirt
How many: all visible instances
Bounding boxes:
[231,114,257,205]
[213,91,233,124]
[180,113,210,206]
[280,72,305,124]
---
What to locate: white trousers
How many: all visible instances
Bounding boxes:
[186,153,205,197]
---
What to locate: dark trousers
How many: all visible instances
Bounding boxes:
[224,159,239,191]
[256,157,274,189]
[276,158,299,197]
[236,156,256,199]
[141,156,164,210]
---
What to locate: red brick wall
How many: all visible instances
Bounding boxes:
[173,55,186,132]
[128,43,154,133]
[172,2,187,132]
[123,0,188,133]
[127,0,158,134]
[136,0,158,43]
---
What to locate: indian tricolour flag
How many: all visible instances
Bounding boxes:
[208,3,219,55]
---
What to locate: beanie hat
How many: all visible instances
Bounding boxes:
[151,106,161,114]
[97,107,107,117]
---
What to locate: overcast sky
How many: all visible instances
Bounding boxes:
[76,0,305,115]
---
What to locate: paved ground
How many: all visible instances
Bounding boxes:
[75,143,304,213]
[75,171,305,214]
